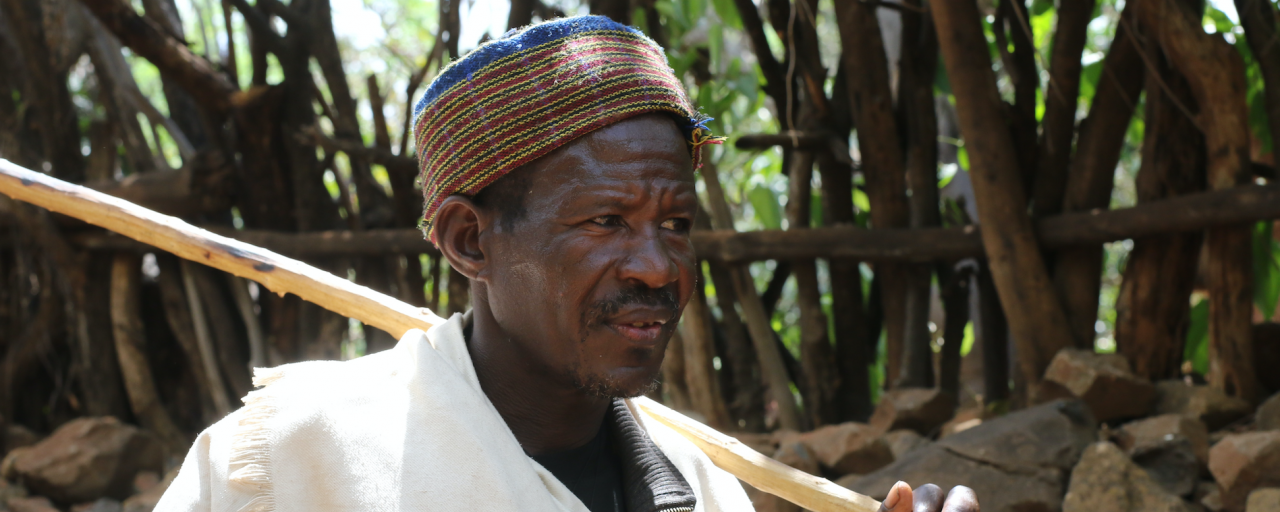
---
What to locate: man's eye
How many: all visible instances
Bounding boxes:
[661,218,690,232]
[590,215,623,227]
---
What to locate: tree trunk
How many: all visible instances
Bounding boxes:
[156,254,226,419]
[700,156,802,431]
[680,280,733,430]
[938,265,973,396]
[817,152,872,422]
[1136,0,1261,402]
[996,0,1038,195]
[1116,33,1205,381]
[976,262,1009,404]
[177,259,236,412]
[661,329,692,412]
[587,0,629,24]
[898,0,941,389]
[1032,0,1096,218]
[1235,0,1280,157]
[835,0,912,388]
[787,152,840,426]
[111,253,186,452]
[932,0,1077,394]
[1053,7,1145,348]
[705,259,765,431]
[2,0,85,181]
[77,256,131,418]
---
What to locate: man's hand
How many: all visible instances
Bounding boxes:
[878,481,979,512]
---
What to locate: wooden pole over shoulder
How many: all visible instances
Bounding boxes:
[0,159,880,512]
[0,159,439,343]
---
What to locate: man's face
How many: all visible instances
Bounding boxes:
[478,114,697,399]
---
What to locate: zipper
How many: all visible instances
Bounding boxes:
[658,508,695,512]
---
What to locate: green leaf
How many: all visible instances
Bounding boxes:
[748,184,782,230]
[1254,221,1280,321]
[683,0,706,28]
[811,190,823,227]
[957,145,970,171]
[1185,298,1211,376]
[711,0,743,30]
[960,321,975,357]
[709,23,724,73]
[852,188,871,214]
[1203,6,1235,34]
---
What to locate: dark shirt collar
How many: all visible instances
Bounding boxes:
[608,399,697,512]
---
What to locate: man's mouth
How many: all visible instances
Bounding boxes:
[608,318,668,342]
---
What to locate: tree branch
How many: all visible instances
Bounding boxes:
[79,0,237,115]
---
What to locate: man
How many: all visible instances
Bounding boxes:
[157,15,978,512]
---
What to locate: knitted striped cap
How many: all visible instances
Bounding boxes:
[412,15,722,243]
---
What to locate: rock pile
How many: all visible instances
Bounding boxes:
[0,417,176,512]
[742,346,1280,512]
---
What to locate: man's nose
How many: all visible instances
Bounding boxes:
[618,231,681,289]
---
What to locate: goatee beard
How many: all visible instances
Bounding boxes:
[567,367,661,400]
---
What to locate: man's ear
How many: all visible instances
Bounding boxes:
[434,195,491,281]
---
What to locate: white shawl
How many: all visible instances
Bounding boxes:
[155,312,754,512]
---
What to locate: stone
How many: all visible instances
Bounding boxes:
[1116,414,1209,496]
[1257,394,1280,432]
[1155,381,1253,431]
[1042,348,1155,422]
[771,440,820,476]
[71,498,124,512]
[6,497,59,512]
[1063,442,1194,512]
[1209,431,1280,511]
[0,417,165,504]
[132,471,160,494]
[1118,414,1211,466]
[121,467,177,512]
[938,408,983,438]
[1205,486,1226,512]
[1198,481,1224,512]
[796,423,893,476]
[743,482,800,512]
[1130,436,1200,497]
[937,399,1097,470]
[5,424,40,452]
[845,400,1097,512]
[0,479,28,503]
[882,430,931,460]
[1247,489,1280,512]
[868,388,956,435]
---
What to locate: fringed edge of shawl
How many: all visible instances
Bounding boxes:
[227,367,284,512]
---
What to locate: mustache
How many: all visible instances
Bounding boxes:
[583,285,680,327]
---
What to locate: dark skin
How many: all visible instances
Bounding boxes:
[433,114,978,512]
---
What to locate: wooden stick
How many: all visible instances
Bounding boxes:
[634,398,880,512]
[0,159,880,512]
[0,159,438,341]
[180,259,234,416]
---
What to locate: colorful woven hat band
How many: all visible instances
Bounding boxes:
[412,15,724,243]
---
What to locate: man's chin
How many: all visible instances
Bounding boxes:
[569,366,661,399]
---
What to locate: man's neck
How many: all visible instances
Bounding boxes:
[466,300,611,456]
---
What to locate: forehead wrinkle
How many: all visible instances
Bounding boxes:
[557,176,695,215]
